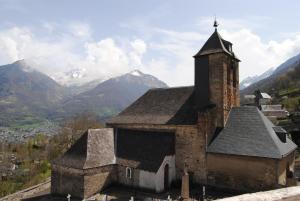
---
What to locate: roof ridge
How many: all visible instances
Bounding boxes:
[149,85,193,91]
[256,108,283,157]
[83,129,91,169]
[215,31,231,55]
[208,106,296,159]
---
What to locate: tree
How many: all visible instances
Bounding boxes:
[47,113,103,160]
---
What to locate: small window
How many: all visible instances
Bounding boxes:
[126,167,132,179]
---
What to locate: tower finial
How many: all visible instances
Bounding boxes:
[213,15,219,30]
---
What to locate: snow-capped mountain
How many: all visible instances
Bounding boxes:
[240,67,274,90]
[0,60,168,125]
[52,68,89,86]
[129,69,143,76]
[241,52,300,95]
[0,60,67,126]
[61,69,168,120]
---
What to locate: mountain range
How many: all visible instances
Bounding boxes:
[241,53,300,96]
[0,60,167,127]
[239,67,274,90]
[2,51,300,128]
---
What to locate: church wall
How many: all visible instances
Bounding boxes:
[154,155,176,192]
[138,170,157,191]
[207,153,278,192]
[208,53,239,126]
[208,53,227,127]
[175,126,207,184]
[117,155,176,192]
[83,166,117,198]
[51,165,84,198]
[117,165,140,189]
[51,164,116,199]
[277,152,296,186]
[109,124,207,185]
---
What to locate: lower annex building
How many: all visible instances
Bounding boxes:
[51,22,297,199]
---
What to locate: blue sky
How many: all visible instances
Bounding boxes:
[1,0,300,86]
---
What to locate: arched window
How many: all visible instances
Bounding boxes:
[126,167,132,179]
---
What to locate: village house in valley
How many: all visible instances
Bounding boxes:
[51,22,297,199]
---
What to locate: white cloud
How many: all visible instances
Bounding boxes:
[130,39,147,55]
[68,22,92,38]
[0,18,300,87]
[221,29,300,79]
[141,18,300,84]
[0,24,147,86]
[129,39,147,67]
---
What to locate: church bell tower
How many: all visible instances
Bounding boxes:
[194,20,240,127]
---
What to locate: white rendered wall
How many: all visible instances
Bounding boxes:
[138,170,156,190]
[138,155,176,192]
[155,155,176,192]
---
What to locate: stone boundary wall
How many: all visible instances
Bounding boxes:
[217,186,300,201]
[0,178,50,201]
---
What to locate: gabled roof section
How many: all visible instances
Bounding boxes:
[116,128,175,172]
[52,128,116,169]
[194,30,240,61]
[207,106,297,158]
[107,86,198,125]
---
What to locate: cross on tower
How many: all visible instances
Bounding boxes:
[213,16,219,30]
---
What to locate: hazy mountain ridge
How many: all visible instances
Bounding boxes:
[67,78,104,95]
[0,60,68,126]
[241,53,300,96]
[60,69,168,120]
[240,67,274,90]
[0,61,168,127]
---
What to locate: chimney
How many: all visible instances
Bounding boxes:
[273,126,287,143]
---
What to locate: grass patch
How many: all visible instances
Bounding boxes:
[278,87,300,96]
[282,97,300,112]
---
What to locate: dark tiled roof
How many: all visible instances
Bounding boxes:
[107,86,198,125]
[194,30,240,61]
[207,106,297,158]
[116,128,175,172]
[52,128,116,169]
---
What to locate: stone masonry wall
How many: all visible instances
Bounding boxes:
[117,165,140,188]
[51,165,84,198]
[209,53,226,127]
[278,152,296,186]
[51,164,117,199]
[208,53,239,126]
[207,153,278,192]
[83,165,117,198]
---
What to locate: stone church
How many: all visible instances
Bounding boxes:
[51,23,297,199]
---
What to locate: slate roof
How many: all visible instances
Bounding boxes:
[194,30,240,61]
[116,128,175,172]
[52,128,116,169]
[207,106,297,158]
[107,86,198,125]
